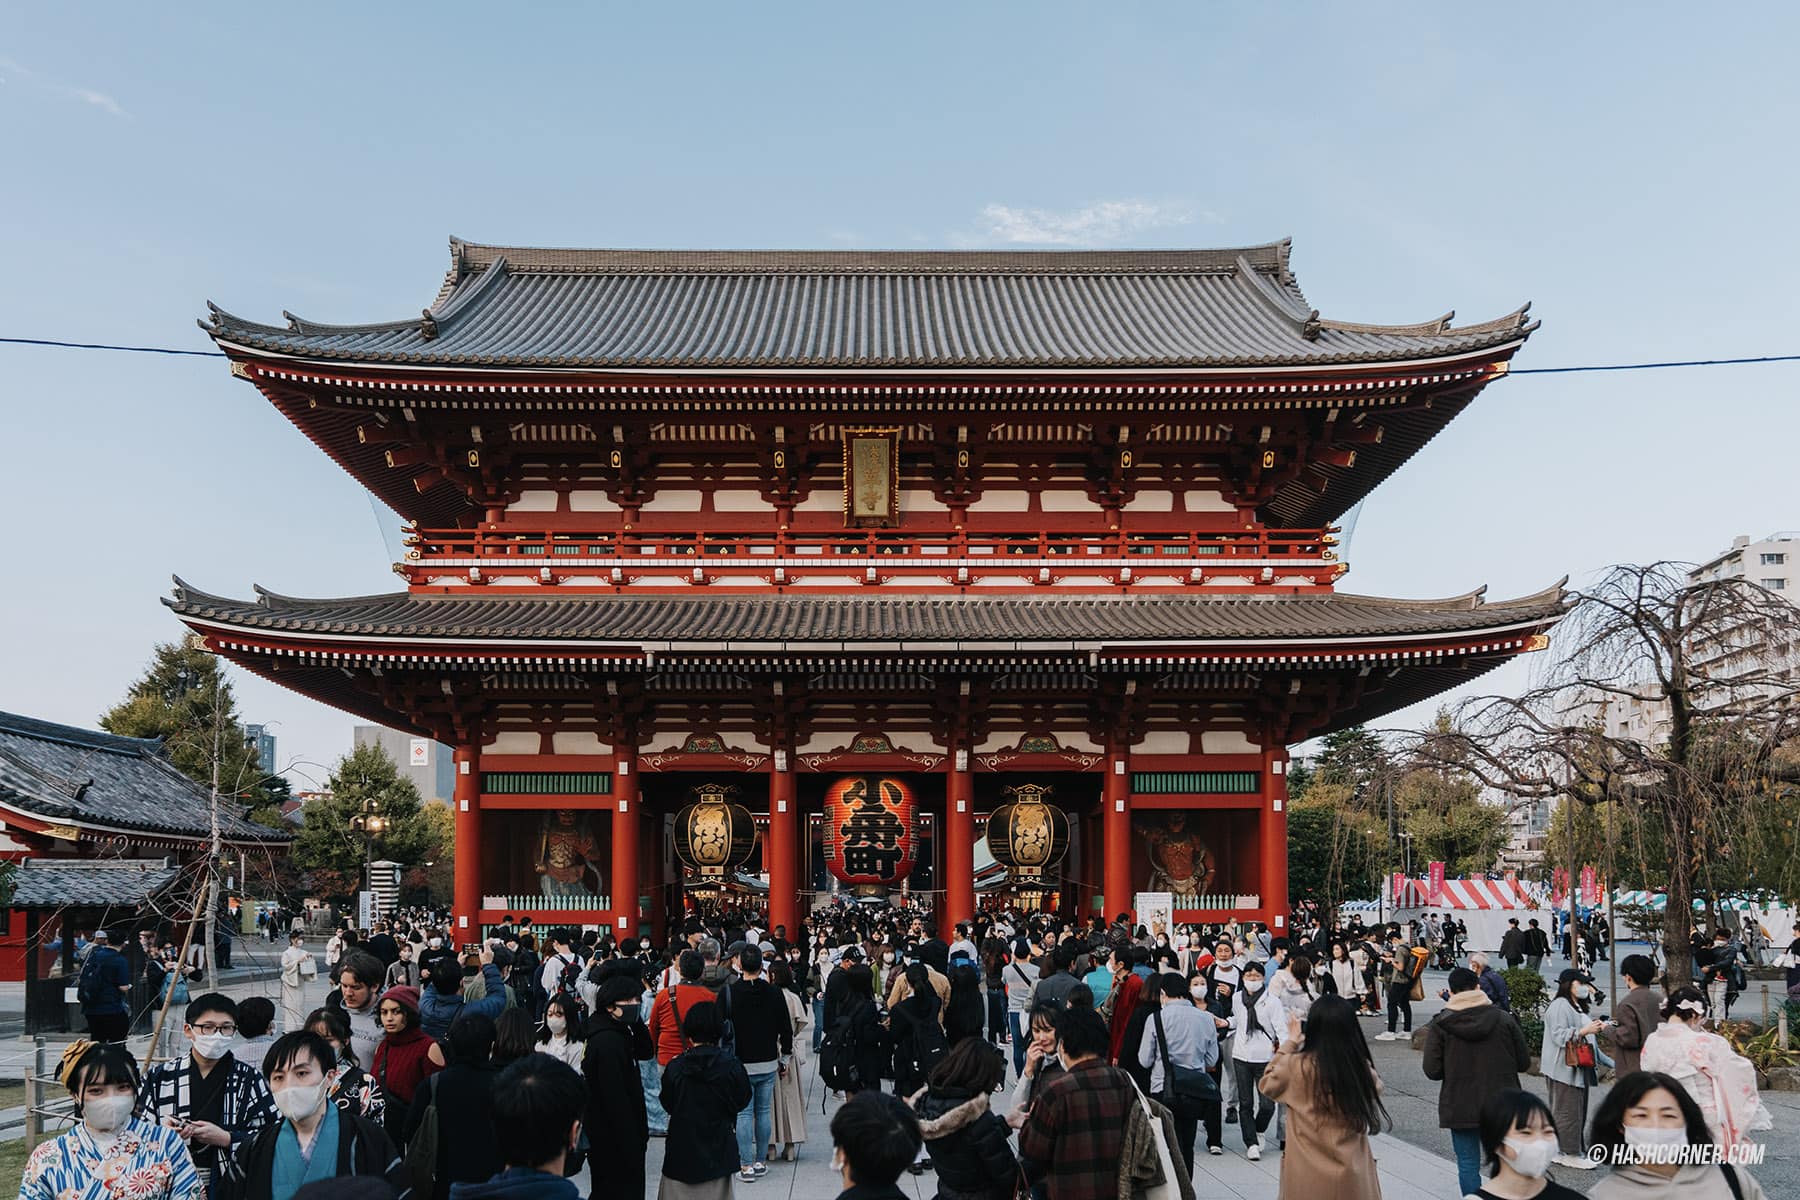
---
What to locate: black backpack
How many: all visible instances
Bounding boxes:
[76,953,108,1008]
[554,953,583,999]
[818,1011,863,1096]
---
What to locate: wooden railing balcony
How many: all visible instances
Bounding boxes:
[404,526,1338,562]
[397,524,1342,589]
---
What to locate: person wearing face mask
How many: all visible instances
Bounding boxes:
[1468,1088,1584,1200]
[386,942,420,991]
[1421,968,1531,1196]
[1587,1071,1770,1200]
[140,993,277,1198]
[1639,986,1773,1147]
[578,975,652,1195]
[303,1008,386,1124]
[1226,960,1283,1161]
[1540,969,1609,1168]
[21,1041,200,1200]
[220,1032,406,1200]
[534,995,585,1069]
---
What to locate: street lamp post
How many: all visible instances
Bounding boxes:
[350,798,387,923]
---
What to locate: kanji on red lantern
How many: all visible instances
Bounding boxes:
[823,776,917,886]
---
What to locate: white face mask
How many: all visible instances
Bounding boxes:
[192,1032,235,1060]
[1622,1124,1688,1162]
[547,1015,568,1035]
[272,1081,327,1123]
[882,953,895,964]
[1573,983,1591,1000]
[1189,983,1207,999]
[84,1093,136,1133]
[1503,1136,1555,1178]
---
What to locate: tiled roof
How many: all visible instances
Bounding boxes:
[0,711,290,844]
[202,237,1534,370]
[167,581,1567,648]
[10,858,184,908]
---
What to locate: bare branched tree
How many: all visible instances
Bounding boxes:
[1413,562,1800,986]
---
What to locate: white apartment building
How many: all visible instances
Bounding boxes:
[1686,531,1800,683]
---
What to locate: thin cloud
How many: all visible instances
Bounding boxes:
[971,199,1214,246]
[0,56,130,119]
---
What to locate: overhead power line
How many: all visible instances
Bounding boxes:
[4,335,1800,375]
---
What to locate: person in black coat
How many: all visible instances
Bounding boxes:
[404,1012,501,1200]
[660,1000,753,1193]
[944,963,986,1047]
[909,1039,1017,1200]
[582,976,652,1199]
[836,964,891,1097]
[889,962,946,1098]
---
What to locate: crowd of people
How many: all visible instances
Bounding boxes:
[22,899,1791,1200]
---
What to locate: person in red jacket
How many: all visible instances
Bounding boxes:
[647,950,717,1067]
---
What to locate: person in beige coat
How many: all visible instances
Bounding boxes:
[1258,994,1386,1200]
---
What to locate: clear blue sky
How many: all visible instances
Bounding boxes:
[3,5,1796,786]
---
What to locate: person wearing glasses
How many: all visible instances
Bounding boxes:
[139,993,277,1199]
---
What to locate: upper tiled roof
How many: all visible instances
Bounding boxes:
[168,580,1567,649]
[10,858,184,908]
[202,237,1533,371]
[0,711,290,844]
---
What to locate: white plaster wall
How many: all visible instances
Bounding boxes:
[639,489,703,512]
[1201,729,1260,754]
[968,490,1030,512]
[1135,730,1188,755]
[1040,490,1099,512]
[1130,490,1174,512]
[1182,489,1235,513]
[795,490,841,512]
[507,490,559,513]
[569,491,622,513]
[553,730,611,755]
[713,490,775,512]
[900,490,947,512]
[484,731,540,754]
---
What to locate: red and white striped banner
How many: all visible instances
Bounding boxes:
[1393,877,1533,910]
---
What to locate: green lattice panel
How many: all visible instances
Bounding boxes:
[1131,771,1259,794]
[482,771,613,795]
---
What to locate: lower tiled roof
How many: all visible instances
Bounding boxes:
[167,581,1567,647]
[10,858,184,908]
[0,711,291,844]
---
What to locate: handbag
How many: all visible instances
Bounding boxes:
[405,1074,440,1192]
[1562,1035,1596,1069]
[1128,1078,1182,1200]
[299,954,318,980]
[1150,1006,1218,1119]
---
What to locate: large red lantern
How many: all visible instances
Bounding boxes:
[823,776,918,888]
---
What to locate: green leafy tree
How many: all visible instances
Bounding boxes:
[100,641,270,812]
[1287,781,1383,912]
[293,742,448,902]
[1397,767,1507,877]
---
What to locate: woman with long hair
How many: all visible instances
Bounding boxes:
[1327,942,1358,1002]
[1228,957,1285,1160]
[1588,1071,1771,1199]
[304,1007,386,1124]
[1006,1003,1066,1118]
[534,993,586,1069]
[891,960,948,1097]
[945,961,987,1046]
[1541,969,1608,1167]
[909,1038,1017,1200]
[1258,994,1387,1200]
[767,959,809,1162]
[490,1008,537,1070]
[979,938,1009,1047]
[840,964,891,1098]
[1639,986,1773,1147]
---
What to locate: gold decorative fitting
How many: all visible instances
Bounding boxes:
[1119,449,1133,469]
[1261,450,1276,469]
[956,449,969,469]
[609,449,623,469]
[1525,633,1551,652]
[228,360,251,379]
[466,449,480,468]
[772,449,786,470]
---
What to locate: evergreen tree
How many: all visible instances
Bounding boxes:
[100,641,270,812]
[293,742,451,902]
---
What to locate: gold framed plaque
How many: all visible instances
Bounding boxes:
[843,427,901,527]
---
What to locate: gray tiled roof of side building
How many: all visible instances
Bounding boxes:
[10,858,184,908]
[202,238,1534,370]
[0,710,291,842]
[166,580,1568,645]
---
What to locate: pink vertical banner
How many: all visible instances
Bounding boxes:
[1427,861,1446,907]
[1391,872,1406,907]
[1580,865,1597,906]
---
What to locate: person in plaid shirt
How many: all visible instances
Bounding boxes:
[1016,1006,1136,1200]
[139,993,277,1198]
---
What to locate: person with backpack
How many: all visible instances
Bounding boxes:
[403,1013,503,1200]
[650,950,717,1069]
[660,1001,752,1200]
[1002,943,1041,1078]
[820,963,889,1099]
[77,929,133,1043]
[1140,972,1221,1170]
[890,960,949,1099]
[1376,931,1422,1041]
[581,976,652,1199]
[537,933,583,1014]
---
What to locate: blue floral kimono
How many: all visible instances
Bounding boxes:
[21,1117,201,1200]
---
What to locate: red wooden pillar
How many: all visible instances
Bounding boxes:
[611,753,640,936]
[452,745,481,938]
[944,748,975,930]
[1102,743,1132,922]
[1260,746,1290,933]
[768,763,798,938]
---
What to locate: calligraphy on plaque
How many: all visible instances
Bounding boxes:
[842,428,901,527]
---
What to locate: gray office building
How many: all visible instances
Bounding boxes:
[352,726,456,804]
[246,723,278,777]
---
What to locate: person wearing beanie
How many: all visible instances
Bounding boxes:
[370,985,443,1144]
[581,976,651,1198]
